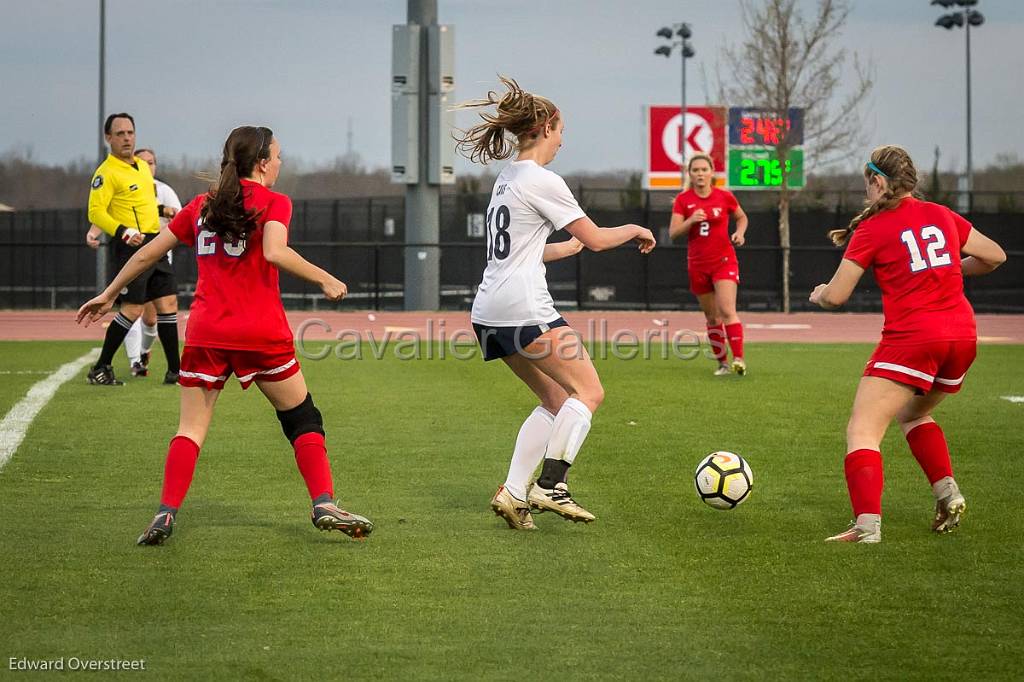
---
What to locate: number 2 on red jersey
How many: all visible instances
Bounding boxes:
[900,225,951,273]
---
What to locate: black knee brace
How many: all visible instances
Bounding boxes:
[276,393,325,444]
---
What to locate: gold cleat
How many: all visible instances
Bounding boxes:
[490,486,536,530]
[731,357,747,376]
[932,495,966,533]
[825,521,881,544]
[311,501,373,539]
[528,482,595,523]
[713,363,732,377]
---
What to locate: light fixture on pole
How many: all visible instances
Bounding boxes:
[655,23,696,188]
[933,0,984,212]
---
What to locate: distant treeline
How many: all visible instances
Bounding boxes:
[2,149,1022,212]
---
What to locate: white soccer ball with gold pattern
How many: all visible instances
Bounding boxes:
[694,451,753,509]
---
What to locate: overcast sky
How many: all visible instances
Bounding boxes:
[2,0,1022,176]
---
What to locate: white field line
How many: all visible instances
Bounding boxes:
[1001,396,1024,404]
[0,348,99,472]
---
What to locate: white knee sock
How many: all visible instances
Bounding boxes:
[141,323,158,355]
[544,397,592,465]
[124,319,142,365]
[503,407,555,500]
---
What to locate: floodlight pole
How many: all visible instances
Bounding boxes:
[97,0,106,166]
[935,2,983,212]
[680,49,687,189]
[96,0,107,292]
[965,15,973,211]
[655,24,694,189]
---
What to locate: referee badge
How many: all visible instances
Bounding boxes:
[91,175,104,189]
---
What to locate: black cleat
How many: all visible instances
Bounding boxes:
[131,361,149,378]
[137,511,174,546]
[163,371,179,385]
[87,364,124,386]
[140,351,150,368]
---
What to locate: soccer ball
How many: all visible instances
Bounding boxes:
[694,451,753,509]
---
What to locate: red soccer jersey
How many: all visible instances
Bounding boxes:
[168,180,294,351]
[672,187,740,266]
[844,197,976,345]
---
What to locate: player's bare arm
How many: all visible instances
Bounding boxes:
[77,229,179,325]
[543,237,584,263]
[263,221,347,301]
[810,259,865,310]
[731,206,749,246]
[960,228,1007,276]
[566,216,656,254]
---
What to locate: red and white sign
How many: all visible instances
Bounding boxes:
[644,105,727,190]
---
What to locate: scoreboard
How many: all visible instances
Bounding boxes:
[726,107,805,190]
[728,148,804,189]
[642,105,806,191]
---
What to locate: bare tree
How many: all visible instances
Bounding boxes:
[718,0,872,312]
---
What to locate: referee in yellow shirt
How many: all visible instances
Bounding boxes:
[87,112,180,386]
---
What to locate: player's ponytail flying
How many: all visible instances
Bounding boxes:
[200,125,273,242]
[829,145,920,247]
[454,76,560,164]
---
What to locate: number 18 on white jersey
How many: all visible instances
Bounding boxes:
[470,160,586,326]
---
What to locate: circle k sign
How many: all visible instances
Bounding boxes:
[645,105,726,189]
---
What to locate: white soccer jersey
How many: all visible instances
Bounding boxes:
[154,178,182,228]
[155,178,182,263]
[471,160,586,326]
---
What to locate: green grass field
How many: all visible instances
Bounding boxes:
[1,340,1022,680]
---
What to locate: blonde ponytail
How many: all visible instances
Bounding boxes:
[453,76,559,164]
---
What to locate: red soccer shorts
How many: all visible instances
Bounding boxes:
[688,258,740,296]
[178,345,301,391]
[863,339,976,394]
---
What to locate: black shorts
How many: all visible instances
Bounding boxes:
[472,317,569,362]
[112,234,177,305]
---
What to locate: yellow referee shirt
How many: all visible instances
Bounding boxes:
[88,154,160,236]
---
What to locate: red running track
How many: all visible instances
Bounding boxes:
[2,310,1022,344]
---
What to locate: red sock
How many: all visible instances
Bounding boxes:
[707,324,727,362]
[725,322,744,359]
[906,422,953,484]
[294,432,334,501]
[160,435,200,509]
[844,448,884,516]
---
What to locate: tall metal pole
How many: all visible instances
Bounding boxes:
[680,51,687,190]
[965,14,973,213]
[97,0,106,165]
[96,0,107,292]
[404,0,440,310]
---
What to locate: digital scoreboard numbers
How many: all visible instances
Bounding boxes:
[728,148,805,188]
[727,107,805,190]
[728,108,804,146]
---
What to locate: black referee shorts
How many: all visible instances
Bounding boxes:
[111,234,177,305]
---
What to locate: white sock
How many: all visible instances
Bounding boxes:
[932,476,959,500]
[544,397,592,465]
[855,513,881,531]
[503,407,555,500]
[141,323,158,355]
[124,319,142,365]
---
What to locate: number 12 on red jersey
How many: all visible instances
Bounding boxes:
[900,225,951,273]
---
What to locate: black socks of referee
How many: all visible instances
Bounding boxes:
[157,313,180,374]
[537,458,570,489]
[95,312,134,368]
